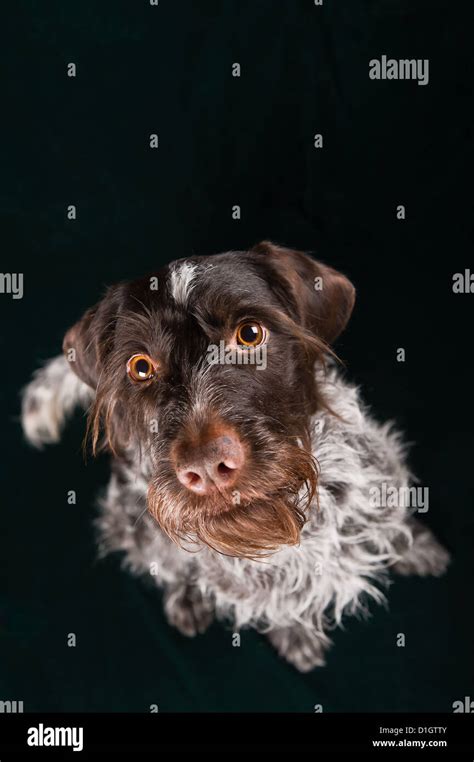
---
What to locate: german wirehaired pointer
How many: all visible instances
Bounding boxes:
[22,242,449,671]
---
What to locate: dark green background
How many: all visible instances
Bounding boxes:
[1,0,472,711]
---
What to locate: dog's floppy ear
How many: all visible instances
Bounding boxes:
[251,241,355,344]
[62,285,123,389]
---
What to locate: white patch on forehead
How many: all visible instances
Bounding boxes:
[169,261,199,307]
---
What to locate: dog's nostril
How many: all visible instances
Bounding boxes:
[176,468,209,495]
[186,471,202,487]
[217,462,234,476]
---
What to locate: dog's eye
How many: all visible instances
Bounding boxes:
[127,354,156,382]
[236,322,266,347]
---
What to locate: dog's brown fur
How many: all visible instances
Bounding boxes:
[62,242,355,558]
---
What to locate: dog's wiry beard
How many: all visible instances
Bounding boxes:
[147,439,318,559]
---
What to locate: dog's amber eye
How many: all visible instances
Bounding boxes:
[127,354,156,382]
[236,322,266,347]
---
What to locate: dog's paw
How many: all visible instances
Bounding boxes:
[394,528,450,578]
[164,584,214,637]
[267,626,329,672]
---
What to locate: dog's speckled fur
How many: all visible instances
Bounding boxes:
[21,245,449,671]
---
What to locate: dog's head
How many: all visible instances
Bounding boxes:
[63,242,355,558]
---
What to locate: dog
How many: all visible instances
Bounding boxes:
[21,241,449,671]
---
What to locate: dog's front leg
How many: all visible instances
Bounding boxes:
[22,355,92,447]
[163,582,214,637]
[267,625,330,672]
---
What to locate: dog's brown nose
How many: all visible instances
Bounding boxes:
[175,434,244,495]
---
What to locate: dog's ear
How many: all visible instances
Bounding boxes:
[251,241,355,344]
[62,285,123,389]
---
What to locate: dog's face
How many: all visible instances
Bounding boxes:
[63,242,355,557]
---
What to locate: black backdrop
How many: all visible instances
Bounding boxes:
[1,0,472,712]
